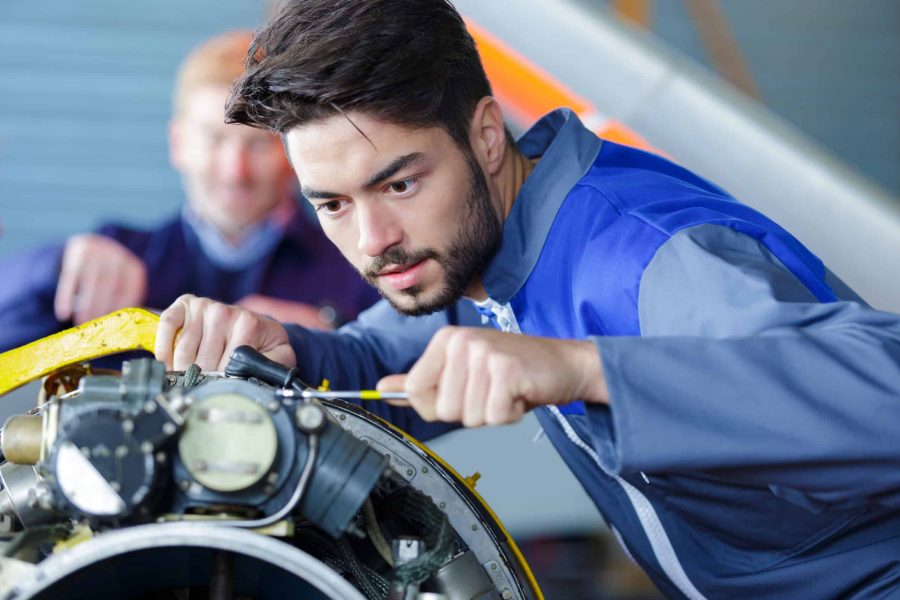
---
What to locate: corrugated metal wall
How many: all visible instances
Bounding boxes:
[0,0,267,258]
[1,1,897,260]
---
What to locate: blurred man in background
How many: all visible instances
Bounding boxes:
[0,30,378,352]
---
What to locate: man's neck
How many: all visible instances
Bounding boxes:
[496,147,536,221]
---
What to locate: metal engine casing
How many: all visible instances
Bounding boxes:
[0,359,542,600]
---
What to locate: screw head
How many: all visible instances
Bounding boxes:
[501,589,513,600]
[295,404,326,432]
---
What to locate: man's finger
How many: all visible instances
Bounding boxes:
[195,304,229,371]
[217,310,266,371]
[405,327,454,394]
[54,260,80,321]
[374,375,412,406]
[376,374,406,392]
[462,342,489,427]
[434,332,469,423]
[73,261,106,324]
[155,296,190,368]
[172,299,205,371]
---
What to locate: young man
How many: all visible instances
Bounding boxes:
[154,2,900,597]
[0,31,378,352]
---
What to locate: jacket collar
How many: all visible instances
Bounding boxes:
[481,108,603,304]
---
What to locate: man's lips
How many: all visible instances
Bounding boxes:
[376,259,428,291]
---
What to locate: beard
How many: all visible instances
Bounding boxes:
[362,150,502,316]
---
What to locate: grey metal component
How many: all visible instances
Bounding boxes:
[482,559,517,600]
[0,557,37,599]
[326,403,537,600]
[432,551,499,600]
[119,359,166,408]
[55,440,125,516]
[5,522,366,600]
[297,416,388,538]
[296,403,327,432]
[388,537,425,600]
[454,0,900,312]
[0,463,55,527]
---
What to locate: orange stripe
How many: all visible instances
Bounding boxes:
[466,18,592,123]
[466,18,660,154]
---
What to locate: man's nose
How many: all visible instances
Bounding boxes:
[357,202,403,258]
[219,141,253,182]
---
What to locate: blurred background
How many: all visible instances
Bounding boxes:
[0,1,897,598]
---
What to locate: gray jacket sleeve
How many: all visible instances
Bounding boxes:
[591,223,900,509]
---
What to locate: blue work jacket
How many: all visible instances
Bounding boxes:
[288,109,900,598]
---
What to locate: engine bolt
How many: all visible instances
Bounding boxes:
[295,404,325,432]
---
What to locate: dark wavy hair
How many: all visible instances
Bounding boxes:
[225,0,492,148]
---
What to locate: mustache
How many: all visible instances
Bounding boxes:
[363,246,440,279]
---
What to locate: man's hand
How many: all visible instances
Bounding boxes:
[377,327,609,427]
[155,294,295,371]
[54,234,148,325]
[237,294,334,330]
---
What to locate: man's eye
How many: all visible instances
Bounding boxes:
[316,200,344,214]
[388,178,418,195]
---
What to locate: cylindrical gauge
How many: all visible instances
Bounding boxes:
[1,415,43,464]
[48,408,160,521]
[0,462,57,527]
[178,385,278,493]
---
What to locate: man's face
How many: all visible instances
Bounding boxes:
[285,113,502,316]
[170,86,294,239]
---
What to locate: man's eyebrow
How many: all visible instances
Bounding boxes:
[300,152,425,200]
[301,186,341,200]
[364,153,425,188]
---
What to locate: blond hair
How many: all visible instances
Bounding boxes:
[173,30,253,115]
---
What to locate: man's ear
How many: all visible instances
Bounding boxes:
[168,119,185,171]
[469,96,507,176]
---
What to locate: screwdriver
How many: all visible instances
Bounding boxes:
[279,389,409,401]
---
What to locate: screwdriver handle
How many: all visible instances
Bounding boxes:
[225,345,303,389]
